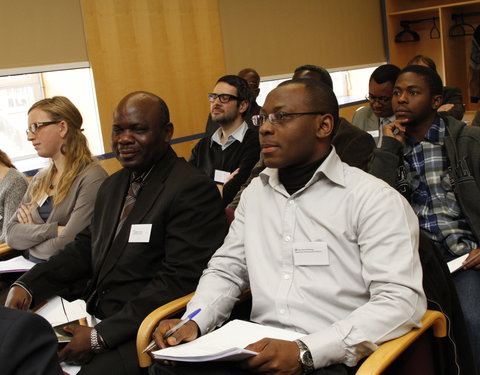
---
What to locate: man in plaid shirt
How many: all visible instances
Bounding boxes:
[369,64,480,373]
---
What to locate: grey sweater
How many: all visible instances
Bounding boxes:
[7,164,107,260]
[0,168,28,243]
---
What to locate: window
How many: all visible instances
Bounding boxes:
[257,65,380,107]
[0,66,103,173]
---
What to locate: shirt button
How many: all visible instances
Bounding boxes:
[283,274,290,280]
[285,235,291,242]
[279,309,285,314]
[289,200,295,205]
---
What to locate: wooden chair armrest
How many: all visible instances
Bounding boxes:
[0,243,13,256]
[136,288,251,368]
[137,292,195,367]
[356,310,447,375]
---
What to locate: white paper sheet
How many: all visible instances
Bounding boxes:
[447,254,469,273]
[0,255,35,273]
[61,363,81,375]
[152,319,304,362]
[35,297,88,327]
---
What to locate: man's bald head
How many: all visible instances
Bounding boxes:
[112,91,173,171]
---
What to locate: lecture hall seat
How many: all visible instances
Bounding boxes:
[136,291,446,374]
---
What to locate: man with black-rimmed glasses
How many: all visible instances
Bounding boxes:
[150,79,426,375]
[189,75,260,206]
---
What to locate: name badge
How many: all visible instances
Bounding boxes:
[293,242,329,266]
[214,169,231,184]
[129,224,152,243]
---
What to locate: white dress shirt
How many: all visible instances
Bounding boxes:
[210,121,248,150]
[376,114,396,147]
[186,147,426,369]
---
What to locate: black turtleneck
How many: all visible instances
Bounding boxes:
[279,148,331,195]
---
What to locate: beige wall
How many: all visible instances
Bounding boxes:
[81,0,226,157]
[219,0,385,76]
[0,0,87,69]
[2,0,385,159]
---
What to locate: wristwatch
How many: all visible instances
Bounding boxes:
[294,339,315,374]
[90,328,106,353]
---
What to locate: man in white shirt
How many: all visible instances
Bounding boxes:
[150,79,426,375]
[352,64,401,146]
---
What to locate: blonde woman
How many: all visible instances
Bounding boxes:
[0,150,28,243]
[6,96,108,262]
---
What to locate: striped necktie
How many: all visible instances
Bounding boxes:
[115,178,142,237]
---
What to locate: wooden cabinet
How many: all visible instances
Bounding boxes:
[384,0,480,110]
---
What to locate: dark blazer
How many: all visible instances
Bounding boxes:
[441,86,465,121]
[189,127,260,206]
[0,306,62,375]
[333,117,376,171]
[17,147,228,373]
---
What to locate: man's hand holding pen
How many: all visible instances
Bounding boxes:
[146,308,202,355]
[150,318,200,366]
[153,319,200,349]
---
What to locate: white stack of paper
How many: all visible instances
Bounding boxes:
[35,296,88,327]
[0,255,35,273]
[152,319,304,362]
[447,254,469,273]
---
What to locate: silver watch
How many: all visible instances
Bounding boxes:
[90,328,105,353]
[294,339,315,374]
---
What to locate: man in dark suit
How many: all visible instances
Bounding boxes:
[5,91,228,375]
[0,306,62,375]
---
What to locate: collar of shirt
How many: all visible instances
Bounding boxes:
[259,146,346,196]
[404,116,444,155]
[210,121,248,150]
[379,114,395,127]
[131,163,155,185]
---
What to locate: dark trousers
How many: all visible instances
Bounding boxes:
[78,340,143,375]
[149,361,358,375]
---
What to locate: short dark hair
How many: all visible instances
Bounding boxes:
[407,55,437,72]
[370,64,401,85]
[294,64,333,89]
[216,75,252,118]
[237,68,260,82]
[216,75,252,103]
[399,65,443,96]
[278,78,339,134]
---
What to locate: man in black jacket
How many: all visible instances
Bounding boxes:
[6,91,228,375]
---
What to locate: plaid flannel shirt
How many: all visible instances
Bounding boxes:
[403,116,477,256]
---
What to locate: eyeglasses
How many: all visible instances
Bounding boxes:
[207,93,240,103]
[26,121,60,135]
[252,112,326,127]
[365,95,392,105]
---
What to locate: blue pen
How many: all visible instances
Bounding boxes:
[143,308,201,353]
